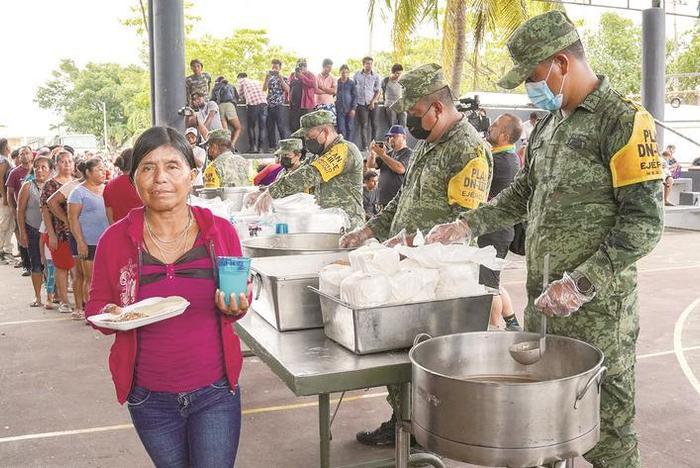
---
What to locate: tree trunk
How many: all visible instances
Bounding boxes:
[450,0,467,96]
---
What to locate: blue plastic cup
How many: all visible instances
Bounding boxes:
[217,256,251,307]
[275,223,289,234]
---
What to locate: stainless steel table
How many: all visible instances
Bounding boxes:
[236,312,443,468]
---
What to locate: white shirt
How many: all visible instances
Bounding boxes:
[521,120,536,142]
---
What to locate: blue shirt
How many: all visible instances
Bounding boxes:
[352,70,381,106]
[67,184,109,245]
[336,78,357,113]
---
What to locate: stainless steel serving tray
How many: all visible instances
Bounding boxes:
[243,233,353,258]
[251,252,350,331]
[309,287,493,355]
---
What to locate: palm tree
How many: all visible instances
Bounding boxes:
[369,0,558,94]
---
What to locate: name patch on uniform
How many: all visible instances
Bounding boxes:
[312,144,349,182]
[203,165,220,188]
[609,111,663,188]
[447,149,489,209]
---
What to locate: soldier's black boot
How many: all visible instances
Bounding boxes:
[356,414,396,446]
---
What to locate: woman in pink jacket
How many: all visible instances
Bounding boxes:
[85,127,250,468]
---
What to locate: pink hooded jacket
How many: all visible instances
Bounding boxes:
[85,206,247,404]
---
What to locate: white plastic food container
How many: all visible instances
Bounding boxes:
[87,296,191,331]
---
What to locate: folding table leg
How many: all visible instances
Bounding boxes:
[395,382,411,468]
[319,393,331,468]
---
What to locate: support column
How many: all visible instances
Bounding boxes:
[642,6,666,147]
[152,0,185,131]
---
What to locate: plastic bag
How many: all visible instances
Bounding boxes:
[435,263,485,300]
[340,272,392,307]
[388,267,439,303]
[319,264,353,297]
[395,243,504,271]
[348,243,400,276]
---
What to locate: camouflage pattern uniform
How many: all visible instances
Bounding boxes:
[274,138,304,181]
[203,129,252,188]
[268,110,365,228]
[366,64,493,418]
[461,12,664,468]
[186,72,212,104]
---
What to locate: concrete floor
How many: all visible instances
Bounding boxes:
[1,228,700,467]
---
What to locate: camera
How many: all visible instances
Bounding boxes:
[458,95,490,134]
[177,106,194,117]
[269,70,279,76]
[457,95,480,113]
[376,142,384,148]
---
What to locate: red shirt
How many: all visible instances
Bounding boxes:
[5,165,29,202]
[103,174,142,222]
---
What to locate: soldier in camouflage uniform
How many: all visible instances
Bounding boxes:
[428,12,664,468]
[274,138,304,180]
[251,110,365,229]
[340,63,493,447]
[202,129,252,188]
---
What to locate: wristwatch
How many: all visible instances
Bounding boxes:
[570,271,596,297]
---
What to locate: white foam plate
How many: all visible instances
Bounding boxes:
[88,296,190,331]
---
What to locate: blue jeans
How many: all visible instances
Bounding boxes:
[266,105,288,148]
[127,378,241,468]
[337,108,354,142]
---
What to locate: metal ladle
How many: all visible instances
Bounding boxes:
[509,253,550,366]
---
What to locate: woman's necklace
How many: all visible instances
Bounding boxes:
[147,223,191,262]
[145,209,192,245]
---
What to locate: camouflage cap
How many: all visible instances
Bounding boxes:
[390,63,451,114]
[274,138,303,155]
[498,11,580,90]
[290,110,336,137]
[207,129,231,142]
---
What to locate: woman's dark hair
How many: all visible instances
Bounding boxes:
[34,155,54,170]
[76,160,87,177]
[339,64,349,72]
[10,149,19,160]
[83,157,103,176]
[391,63,403,73]
[130,127,195,180]
[115,148,133,172]
[0,138,9,155]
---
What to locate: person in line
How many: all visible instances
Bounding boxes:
[315,58,336,114]
[68,158,109,320]
[237,73,268,153]
[202,129,252,188]
[362,170,379,219]
[427,12,664,467]
[104,148,143,224]
[382,63,406,127]
[353,57,382,151]
[249,110,365,228]
[85,126,250,467]
[6,146,34,276]
[340,64,493,445]
[366,125,412,209]
[263,59,290,149]
[210,76,242,151]
[288,60,317,134]
[479,113,524,331]
[184,128,207,186]
[0,138,14,265]
[41,149,76,314]
[336,65,357,142]
[17,155,52,307]
[520,111,538,144]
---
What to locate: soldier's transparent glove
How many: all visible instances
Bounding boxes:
[339,226,374,248]
[382,229,415,248]
[253,191,273,215]
[243,190,263,210]
[534,272,594,318]
[426,220,472,245]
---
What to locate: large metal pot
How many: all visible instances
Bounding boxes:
[410,332,606,468]
[242,233,353,258]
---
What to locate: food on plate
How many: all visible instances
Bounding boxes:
[106,311,149,322]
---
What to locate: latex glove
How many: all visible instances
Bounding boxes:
[339,226,373,248]
[534,272,594,318]
[382,229,415,248]
[243,190,263,210]
[253,191,273,215]
[426,220,472,245]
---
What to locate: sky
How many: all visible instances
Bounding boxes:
[1,0,698,138]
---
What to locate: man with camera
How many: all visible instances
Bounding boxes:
[181,92,223,141]
[288,60,317,134]
[366,125,412,209]
[263,59,290,149]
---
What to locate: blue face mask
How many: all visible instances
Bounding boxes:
[525,61,567,111]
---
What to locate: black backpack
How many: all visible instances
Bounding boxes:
[212,82,237,104]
